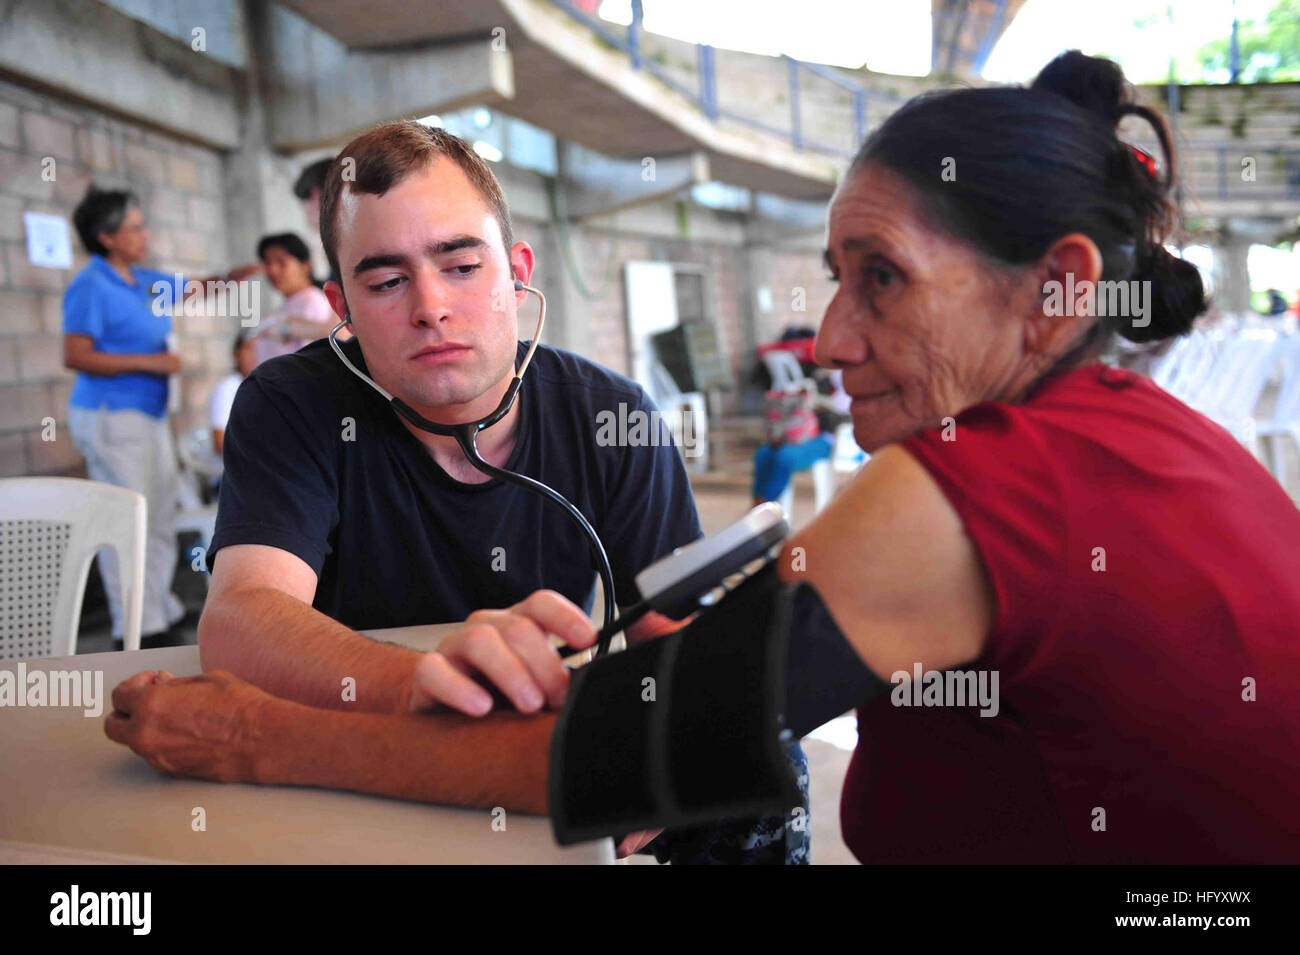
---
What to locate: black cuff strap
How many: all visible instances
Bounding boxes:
[550,563,800,845]
[548,563,890,845]
[783,581,892,739]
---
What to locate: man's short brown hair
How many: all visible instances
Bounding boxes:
[319,121,514,285]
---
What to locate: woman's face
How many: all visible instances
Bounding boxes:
[816,163,1047,452]
[99,205,149,264]
[262,245,313,295]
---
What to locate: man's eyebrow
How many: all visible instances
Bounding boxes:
[352,236,490,277]
[428,235,489,256]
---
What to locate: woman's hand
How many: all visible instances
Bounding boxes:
[144,352,182,375]
[104,670,277,783]
[406,591,597,717]
[226,263,265,282]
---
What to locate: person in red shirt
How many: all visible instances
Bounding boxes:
[793,50,1300,863]
[103,50,1299,864]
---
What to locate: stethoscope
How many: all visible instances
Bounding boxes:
[328,280,620,656]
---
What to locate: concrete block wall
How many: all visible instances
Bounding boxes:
[0,76,237,478]
[548,221,829,410]
[748,244,836,350]
[0,81,833,481]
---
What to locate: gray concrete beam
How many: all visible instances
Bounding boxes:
[260,3,515,151]
[558,145,709,221]
[0,0,242,149]
[100,0,248,70]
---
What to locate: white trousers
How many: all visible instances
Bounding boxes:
[67,406,184,637]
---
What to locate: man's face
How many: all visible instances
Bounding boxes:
[326,159,531,419]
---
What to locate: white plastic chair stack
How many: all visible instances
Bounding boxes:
[0,477,146,657]
[1192,331,1281,445]
[1259,334,1300,488]
[1164,330,1222,405]
[1150,332,1201,394]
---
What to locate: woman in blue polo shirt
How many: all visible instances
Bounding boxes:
[62,185,257,646]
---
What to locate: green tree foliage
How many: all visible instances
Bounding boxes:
[1196,0,1300,82]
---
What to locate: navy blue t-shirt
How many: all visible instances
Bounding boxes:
[208,337,703,631]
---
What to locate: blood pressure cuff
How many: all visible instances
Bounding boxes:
[549,562,890,845]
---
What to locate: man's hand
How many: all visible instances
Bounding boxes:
[104,670,275,783]
[408,591,597,717]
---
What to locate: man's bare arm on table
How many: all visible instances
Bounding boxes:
[201,543,679,717]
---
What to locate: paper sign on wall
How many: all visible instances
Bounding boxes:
[24,212,73,269]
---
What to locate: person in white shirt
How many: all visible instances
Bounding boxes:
[250,232,345,365]
[210,330,259,457]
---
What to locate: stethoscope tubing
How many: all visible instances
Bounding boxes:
[327,282,620,654]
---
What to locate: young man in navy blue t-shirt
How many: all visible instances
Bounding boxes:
[199,121,807,864]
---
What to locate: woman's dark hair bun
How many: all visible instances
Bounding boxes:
[1120,246,1207,343]
[1033,50,1205,344]
[1031,50,1131,124]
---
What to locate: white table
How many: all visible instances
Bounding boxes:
[0,626,613,864]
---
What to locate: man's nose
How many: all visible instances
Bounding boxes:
[409,270,453,326]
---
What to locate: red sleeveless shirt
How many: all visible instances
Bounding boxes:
[841,364,1300,863]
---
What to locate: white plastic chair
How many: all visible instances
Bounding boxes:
[1164,330,1222,404]
[762,350,807,392]
[1192,331,1281,445]
[1260,333,1300,488]
[0,478,145,657]
[1150,333,1198,392]
[176,424,223,481]
[648,361,709,465]
[777,458,834,518]
[762,352,853,515]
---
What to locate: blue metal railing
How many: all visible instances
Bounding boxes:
[547,0,887,158]
[546,1,1298,198]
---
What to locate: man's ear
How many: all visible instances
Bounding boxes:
[324,279,349,325]
[509,241,536,299]
[1024,232,1103,356]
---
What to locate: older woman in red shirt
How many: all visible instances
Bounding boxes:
[792,50,1300,863]
[104,51,1298,864]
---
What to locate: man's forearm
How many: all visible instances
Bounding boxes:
[199,587,420,713]
[256,695,555,813]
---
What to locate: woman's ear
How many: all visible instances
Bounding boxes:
[1023,232,1104,357]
